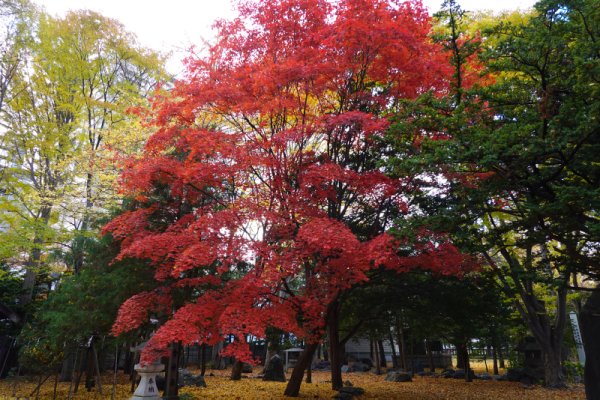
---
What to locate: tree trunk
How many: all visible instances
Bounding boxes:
[124,343,134,375]
[21,206,52,305]
[73,156,96,274]
[389,330,398,369]
[200,344,207,376]
[263,340,275,374]
[483,345,489,374]
[455,343,465,369]
[455,342,472,382]
[492,345,499,375]
[21,247,42,305]
[541,345,565,388]
[409,340,414,374]
[328,300,343,390]
[183,345,189,368]
[230,359,243,381]
[212,342,223,369]
[498,345,505,369]
[523,285,567,388]
[463,343,472,382]
[396,321,407,371]
[0,337,15,378]
[486,249,569,388]
[60,350,76,382]
[164,343,181,400]
[581,288,600,400]
[85,348,94,391]
[378,340,386,368]
[283,342,318,397]
[426,339,435,372]
[374,339,381,375]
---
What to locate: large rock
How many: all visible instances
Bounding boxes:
[333,386,365,399]
[505,368,539,384]
[412,362,425,373]
[339,386,365,396]
[263,354,286,382]
[349,362,370,372]
[506,368,526,382]
[441,369,454,378]
[385,371,412,382]
[313,360,331,370]
[452,369,475,380]
[178,368,207,387]
[242,363,253,373]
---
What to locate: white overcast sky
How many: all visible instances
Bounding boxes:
[34,0,537,75]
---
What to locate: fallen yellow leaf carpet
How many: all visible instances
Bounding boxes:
[0,370,585,399]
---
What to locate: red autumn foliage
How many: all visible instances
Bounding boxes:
[105,0,469,366]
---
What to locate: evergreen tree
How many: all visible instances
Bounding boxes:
[387,0,599,388]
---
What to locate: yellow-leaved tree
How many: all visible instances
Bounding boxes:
[0,7,167,313]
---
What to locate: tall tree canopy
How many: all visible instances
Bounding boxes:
[105,0,468,395]
[0,8,165,315]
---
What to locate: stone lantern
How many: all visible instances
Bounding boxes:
[131,360,164,400]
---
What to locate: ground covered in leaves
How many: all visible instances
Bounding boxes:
[0,369,585,399]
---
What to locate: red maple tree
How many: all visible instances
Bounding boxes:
[105,0,468,395]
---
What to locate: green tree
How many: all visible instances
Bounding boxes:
[0,263,23,330]
[341,269,515,379]
[19,232,157,375]
[388,0,599,388]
